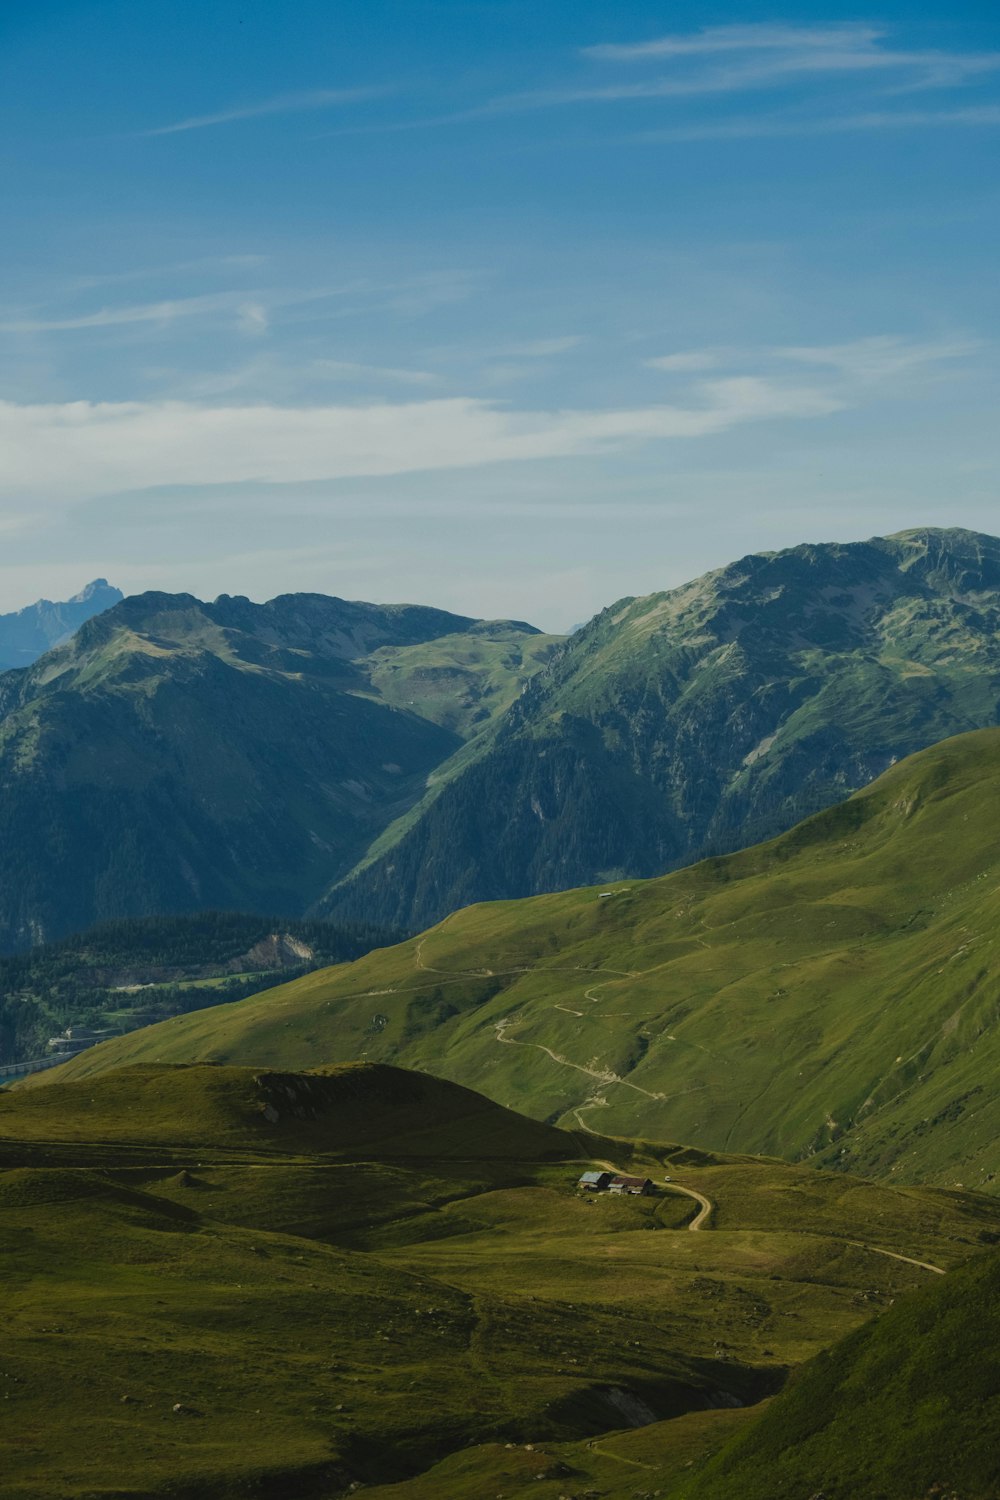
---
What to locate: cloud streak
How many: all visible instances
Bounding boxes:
[583,24,886,63]
[647,351,724,372]
[311,359,437,386]
[580,22,1000,90]
[494,336,585,358]
[0,381,840,502]
[636,104,1000,143]
[312,23,1000,143]
[0,274,475,337]
[485,23,1000,116]
[0,337,973,503]
[142,87,385,137]
[0,292,255,333]
[645,336,978,389]
[774,335,980,384]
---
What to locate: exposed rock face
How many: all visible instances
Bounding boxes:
[239,933,315,971]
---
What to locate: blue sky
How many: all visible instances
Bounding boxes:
[1,1,998,628]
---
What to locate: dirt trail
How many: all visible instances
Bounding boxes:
[414,929,639,985]
[847,1240,944,1275]
[586,1160,713,1231]
[661,1180,714,1230]
[495,1018,666,1101]
[419,933,944,1270]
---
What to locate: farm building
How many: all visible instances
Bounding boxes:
[608,1175,654,1196]
[578,1170,613,1192]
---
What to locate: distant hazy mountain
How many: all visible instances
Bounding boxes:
[0,579,123,669]
[325,527,1000,931]
[0,590,560,949]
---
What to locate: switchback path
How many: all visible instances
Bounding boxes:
[495,1017,667,1101]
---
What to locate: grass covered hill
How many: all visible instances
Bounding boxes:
[0,588,559,949]
[54,727,1000,1193]
[0,1060,581,1160]
[0,910,397,1069]
[326,526,1000,932]
[3,1059,998,1498]
[680,1243,1000,1500]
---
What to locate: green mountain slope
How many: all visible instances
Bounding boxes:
[680,1243,1000,1500]
[3,1060,997,1498]
[0,590,558,949]
[325,527,1000,932]
[55,727,1000,1192]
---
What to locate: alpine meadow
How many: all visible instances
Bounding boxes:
[3,4,1000,1499]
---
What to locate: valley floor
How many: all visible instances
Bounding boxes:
[2,1064,997,1499]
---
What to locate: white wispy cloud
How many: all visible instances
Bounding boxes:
[646,335,979,389]
[580,22,1000,89]
[236,302,269,335]
[647,351,724,372]
[0,381,840,502]
[637,105,1000,143]
[312,359,437,385]
[71,255,269,290]
[312,23,1000,141]
[583,24,886,63]
[497,56,1000,112]
[494,336,585,358]
[487,23,1000,114]
[0,292,254,333]
[142,87,385,137]
[0,275,471,337]
[774,335,980,384]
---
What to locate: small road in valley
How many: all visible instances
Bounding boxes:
[583,1164,946,1269]
[588,1160,714,1231]
[661,1180,714,1230]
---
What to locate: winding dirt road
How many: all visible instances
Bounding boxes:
[587,1160,714,1231]
[661,1180,714,1230]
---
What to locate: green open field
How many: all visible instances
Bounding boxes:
[4,1061,996,1498]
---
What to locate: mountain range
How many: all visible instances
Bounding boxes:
[0,578,122,669]
[0,590,558,948]
[57,725,1000,1194]
[3,527,1000,951]
[9,528,1000,1498]
[326,526,1000,931]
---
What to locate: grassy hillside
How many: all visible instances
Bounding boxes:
[3,1061,997,1498]
[0,1060,582,1160]
[325,527,1000,932]
[679,1243,1000,1500]
[0,590,558,949]
[54,727,1000,1193]
[366,620,560,738]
